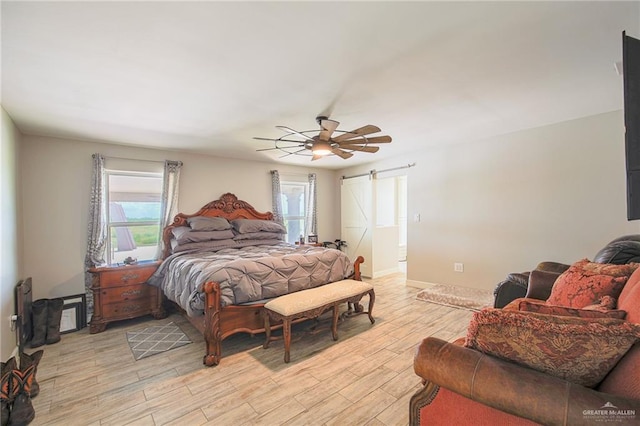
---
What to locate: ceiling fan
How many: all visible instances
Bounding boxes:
[254,116,392,161]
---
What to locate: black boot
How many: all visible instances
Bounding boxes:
[45,299,63,345]
[1,357,16,426]
[7,365,36,426]
[18,352,42,399]
[30,300,47,349]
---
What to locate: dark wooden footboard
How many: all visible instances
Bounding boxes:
[200,255,364,366]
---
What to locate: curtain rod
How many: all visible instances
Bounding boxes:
[271,170,315,176]
[341,163,416,181]
[103,155,166,164]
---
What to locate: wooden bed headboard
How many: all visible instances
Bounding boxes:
[162,193,275,259]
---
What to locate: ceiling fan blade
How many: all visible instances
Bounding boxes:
[336,135,391,145]
[332,125,381,142]
[362,135,392,144]
[276,126,315,141]
[319,119,339,141]
[331,148,354,159]
[340,145,380,153]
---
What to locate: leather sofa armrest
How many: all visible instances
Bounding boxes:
[414,337,640,425]
[535,261,570,274]
[493,276,529,308]
[524,269,562,300]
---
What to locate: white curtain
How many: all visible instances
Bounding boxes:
[84,153,107,312]
[305,173,317,236]
[156,160,183,259]
[271,170,284,225]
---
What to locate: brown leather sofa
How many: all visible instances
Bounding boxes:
[410,264,640,425]
[493,235,640,308]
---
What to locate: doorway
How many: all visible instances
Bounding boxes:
[341,173,408,279]
[376,174,408,276]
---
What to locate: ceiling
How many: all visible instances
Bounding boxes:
[2,1,638,169]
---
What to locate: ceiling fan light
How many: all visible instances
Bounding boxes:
[312,140,332,156]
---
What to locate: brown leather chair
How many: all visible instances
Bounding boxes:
[411,265,640,425]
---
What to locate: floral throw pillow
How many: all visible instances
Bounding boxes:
[546,259,639,308]
[464,308,640,388]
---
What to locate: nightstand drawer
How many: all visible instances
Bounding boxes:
[102,300,153,319]
[97,266,156,288]
[100,284,151,304]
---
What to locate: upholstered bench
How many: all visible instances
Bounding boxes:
[263,279,375,363]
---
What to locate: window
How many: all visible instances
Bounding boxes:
[105,171,163,265]
[280,181,309,244]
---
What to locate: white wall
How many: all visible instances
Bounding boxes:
[19,135,341,300]
[1,108,21,359]
[339,111,640,291]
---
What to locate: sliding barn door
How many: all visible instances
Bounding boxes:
[341,176,373,278]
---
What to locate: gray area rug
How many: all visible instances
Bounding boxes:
[126,322,191,360]
[416,284,494,311]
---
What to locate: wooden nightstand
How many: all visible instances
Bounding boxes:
[88,261,166,333]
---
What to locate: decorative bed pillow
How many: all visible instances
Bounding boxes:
[171,226,191,239]
[177,230,235,244]
[233,232,284,241]
[231,219,286,234]
[186,216,232,231]
[171,239,237,253]
[546,259,639,308]
[505,298,626,319]
[465,308,640,388]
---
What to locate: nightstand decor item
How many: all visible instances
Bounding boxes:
[88,261,166,333]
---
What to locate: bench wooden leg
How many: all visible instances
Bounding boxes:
[263,312,271,349]
[331,304,339,341]
[367,289,376,324]
[283,318,292,363]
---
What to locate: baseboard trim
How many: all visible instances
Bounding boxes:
[371,267,400,279]
[406,280,439,289]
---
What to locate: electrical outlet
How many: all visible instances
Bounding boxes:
[454,262,464,273]
[9,315,17,331]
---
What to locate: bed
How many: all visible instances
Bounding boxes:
[149,193,363,366]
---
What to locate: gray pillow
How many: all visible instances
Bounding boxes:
[176,229,235,244]
[171,239,237,253]
[231,219,286,234]
[233,232,284,241]
[171,226,191,240]
[187,216,232,231]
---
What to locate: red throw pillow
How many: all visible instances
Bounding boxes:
[465,308,640,388]
[506,298,626,319]
[546,259,639,308]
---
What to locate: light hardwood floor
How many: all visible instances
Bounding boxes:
[31,272,474,425]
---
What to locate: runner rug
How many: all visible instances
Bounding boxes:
[126,322,191,360]
[416,284,494,311]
